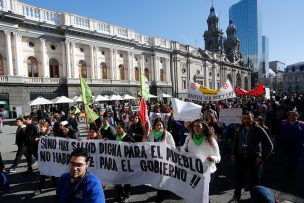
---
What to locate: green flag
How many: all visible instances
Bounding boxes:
[85,105,99,124]
[140,72,149,100]
[80,77,93,105]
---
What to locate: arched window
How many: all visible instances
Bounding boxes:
[160,69,164,81]
[100,62,107,79]
[236,72,241,87]
[79,60,87,78]
[245,77,249,90]
[227,74,232,84]
[144,68,149,81]
[49,59,59,78]
[119,64,125,80]
[135,67,139,81]
[0,55,4,75]
[27,57,39,77]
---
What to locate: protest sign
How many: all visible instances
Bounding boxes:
[187,80,236,102]
[38,137,211,203]
[171,98,201,121]
[219,108,242,125]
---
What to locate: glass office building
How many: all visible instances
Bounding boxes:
[229,0,263,84]
[262,35,269,78]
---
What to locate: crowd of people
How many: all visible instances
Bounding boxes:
[0,92,304,203]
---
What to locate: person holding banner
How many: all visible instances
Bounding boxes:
[100,116,116,140]
[128,115,144,142]
[56,148,105,203]
[181,119,221,172]
[146,117,175,202]
[33,121,57,196]
[114,122,135,203]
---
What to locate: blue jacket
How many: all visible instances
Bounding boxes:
[56,172,105,203]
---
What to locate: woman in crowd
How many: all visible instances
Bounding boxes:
[128,115,144,142]
[206,113,222,138]
[61,122,79,139]
[145,117,175,202]
[8,117,27,173]
[114,122,135,203]
[88,127,102,140]
[253,115,272,138]
[34,121,57,196]
[180,119,221,202]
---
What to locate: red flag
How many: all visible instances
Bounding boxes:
[138,98,147,125]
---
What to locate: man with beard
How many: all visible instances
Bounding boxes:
[229,111,273,202]
[56,148,105,203]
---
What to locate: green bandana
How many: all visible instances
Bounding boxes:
[153,129,163,141]
[116,133,126,141]
[102,125,109,130]
[193,132,205,146]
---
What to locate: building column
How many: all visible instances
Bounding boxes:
[13,32,23,76]
[95,46,100,79]
[40,38,48,77]
[154,55,159,81]
[71,42,76,78]
[241,71,245,89]
[61,42,67,77]
[141,55,145,78]
[165,58,170,82]
[212,65,216,89]
[128,51,133,80]
[204,62,209,87]
[112,49,117,80]
[90,45,95,79]
[5,30,14,76]
[232,69,236,88]
[65,41,71,78]
[109,48,114,80]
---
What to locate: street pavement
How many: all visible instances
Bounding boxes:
[0,120,303,203]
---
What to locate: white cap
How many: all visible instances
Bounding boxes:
[60,120,68,126]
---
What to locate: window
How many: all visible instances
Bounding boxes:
[144,68,149,81]
[101,51,105,55]
[0,55,3,75]
[49,59,59,78]
[80,48,84,52]
[100,62,107,79]
[182,68,186,74]
[79,60,87,78]
[300,65,304,71]
[135,67,139,81]
[160,69,164,81]
[197,70,200,74]
[27,57,39,77]
[119,64,125,80]
[292,66,295,72]
[50,45,56,50]
[120,54,123,58]
[182,78,187,90]
[28,42,35,47]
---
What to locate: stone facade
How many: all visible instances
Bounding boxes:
[0,1,251,116]
[283,62,304,92]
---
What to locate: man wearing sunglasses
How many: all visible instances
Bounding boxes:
[56,148,105,203]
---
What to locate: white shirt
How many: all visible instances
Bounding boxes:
[180,134,221,173]
[147,130,176,148]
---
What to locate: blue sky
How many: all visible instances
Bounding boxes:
[21,0,304,66]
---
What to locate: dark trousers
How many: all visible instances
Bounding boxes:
[11,145,28,168]
[115,184,131,197]
[38,175,57,190]
[234,155,261,199]
[26,144,38,171]
[156,190,169,203]
[0,153,4,170]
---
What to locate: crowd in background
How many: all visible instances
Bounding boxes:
[0,92,304,202]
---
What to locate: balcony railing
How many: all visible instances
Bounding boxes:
[13,1,170,49]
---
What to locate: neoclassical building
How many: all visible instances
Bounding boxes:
[283,62,304,92]
[0,1,251,115]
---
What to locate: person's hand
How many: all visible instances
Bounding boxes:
[207,156,214,162]
[255,157,263,166]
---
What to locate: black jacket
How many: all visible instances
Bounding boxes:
[24,122,39,146]
[128,123,144,142]
[16,126,26,146]
[100,126,116,140]
[231,121,274,160]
